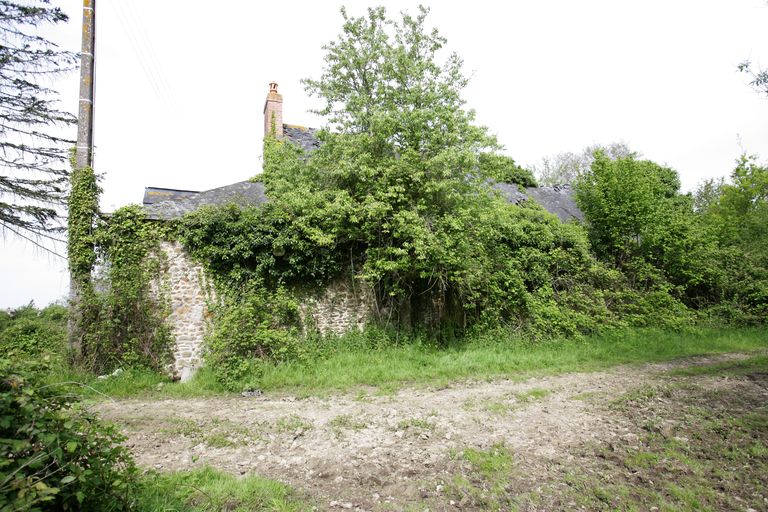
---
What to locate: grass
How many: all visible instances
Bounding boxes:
[254,326,767,394]
[136,466,307,511]
[328,414,367,438]
[38,326,768,399]
[274,414,313,434]
[161,417,260,448]
[449,443,517,509]
[395,417,436,431]
[462,443,515,481]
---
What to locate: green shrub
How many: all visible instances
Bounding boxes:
[0,359,140,511]
[77,206,174,374]
[205,288,303,391]
[0,303,67,358]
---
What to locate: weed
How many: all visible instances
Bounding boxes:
[135,466,307,511]
[570,391,599,401]
[513,387,550,403]
[462,442,514,481]
[328,414,366,438]
[274,414,313,434]
[395,418,436,431]
[162,417,259,448]
[482,400,510,415]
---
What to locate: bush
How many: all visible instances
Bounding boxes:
[0,359,140,511]
[205,288,303,391]
[0,303,67,358]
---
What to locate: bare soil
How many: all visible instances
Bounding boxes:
[97,352,768,511]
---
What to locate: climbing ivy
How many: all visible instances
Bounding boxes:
[81,206,173,373]
[67,166,99,283]
[67,164,99,356]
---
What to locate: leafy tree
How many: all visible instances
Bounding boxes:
[738,60,768,97]
[575,151,677,265]
[533,142,635,186]
[705,155,768,250]
[301,5,502,322]
[0,1,76,246]
[692,155,768,321]
[478,153,537,187]
[693,176,725,213]
[574,151,722,304]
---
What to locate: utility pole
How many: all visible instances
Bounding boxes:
[69,0,96,351]
[75,0,95,169]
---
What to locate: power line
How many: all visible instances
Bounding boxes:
[122,1,177,113]
[111,1,174,112]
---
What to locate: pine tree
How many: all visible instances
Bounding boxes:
[0,0,76,247]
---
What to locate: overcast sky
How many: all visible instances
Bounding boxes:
[2,0,767,308]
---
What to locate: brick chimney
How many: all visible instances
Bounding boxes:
[263,81,283,138]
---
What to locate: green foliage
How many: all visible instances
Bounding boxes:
[175,6,713,388]
[577,150,768,323]
[67,167,99,284]
[695,155,768,322]
[78,205,173,374]
[204,288,303,391]
[704,155,767,251]
[135,466,305,511]
[0,303,67,359]
[67,164,100,357]
[0,358,140,511]
[478,153,537,187]
[576,151,679,265]
[575,152,722,308]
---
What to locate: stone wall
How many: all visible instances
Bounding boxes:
[159,241,211,382]
[156,242,375,381]
[299,277,375,335]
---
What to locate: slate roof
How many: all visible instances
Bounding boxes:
[143,187,200,205]
[143,181,267,220]
[283,124,321,153]
[495,183,583,222]
[524,185,584,222]
[142,126,583,223]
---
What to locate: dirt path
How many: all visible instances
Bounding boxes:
[97,353,768,511]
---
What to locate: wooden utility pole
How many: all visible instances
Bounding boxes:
[75,0,95,169]
[69,0,96,351]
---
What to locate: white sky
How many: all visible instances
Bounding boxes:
[1,0,767,308]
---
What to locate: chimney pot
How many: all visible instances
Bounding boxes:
[269,82,278,93]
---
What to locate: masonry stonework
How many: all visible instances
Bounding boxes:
[299,277,375,335]
[159,241,211,382]
[157,241,375,381]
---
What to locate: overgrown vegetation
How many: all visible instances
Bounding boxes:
[70,199,173,375]
[0,359,140,511]
[4,5,767,506]
[0,302,66,359]
[175,6,767,390]
[84,206,173,373]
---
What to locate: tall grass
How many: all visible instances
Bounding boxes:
[135,466,306,511]
[48,326,767,399]
[256,326,767,393]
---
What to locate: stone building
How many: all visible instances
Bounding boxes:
[141,83,583,380]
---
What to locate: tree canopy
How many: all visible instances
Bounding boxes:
[0,0,76,247]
